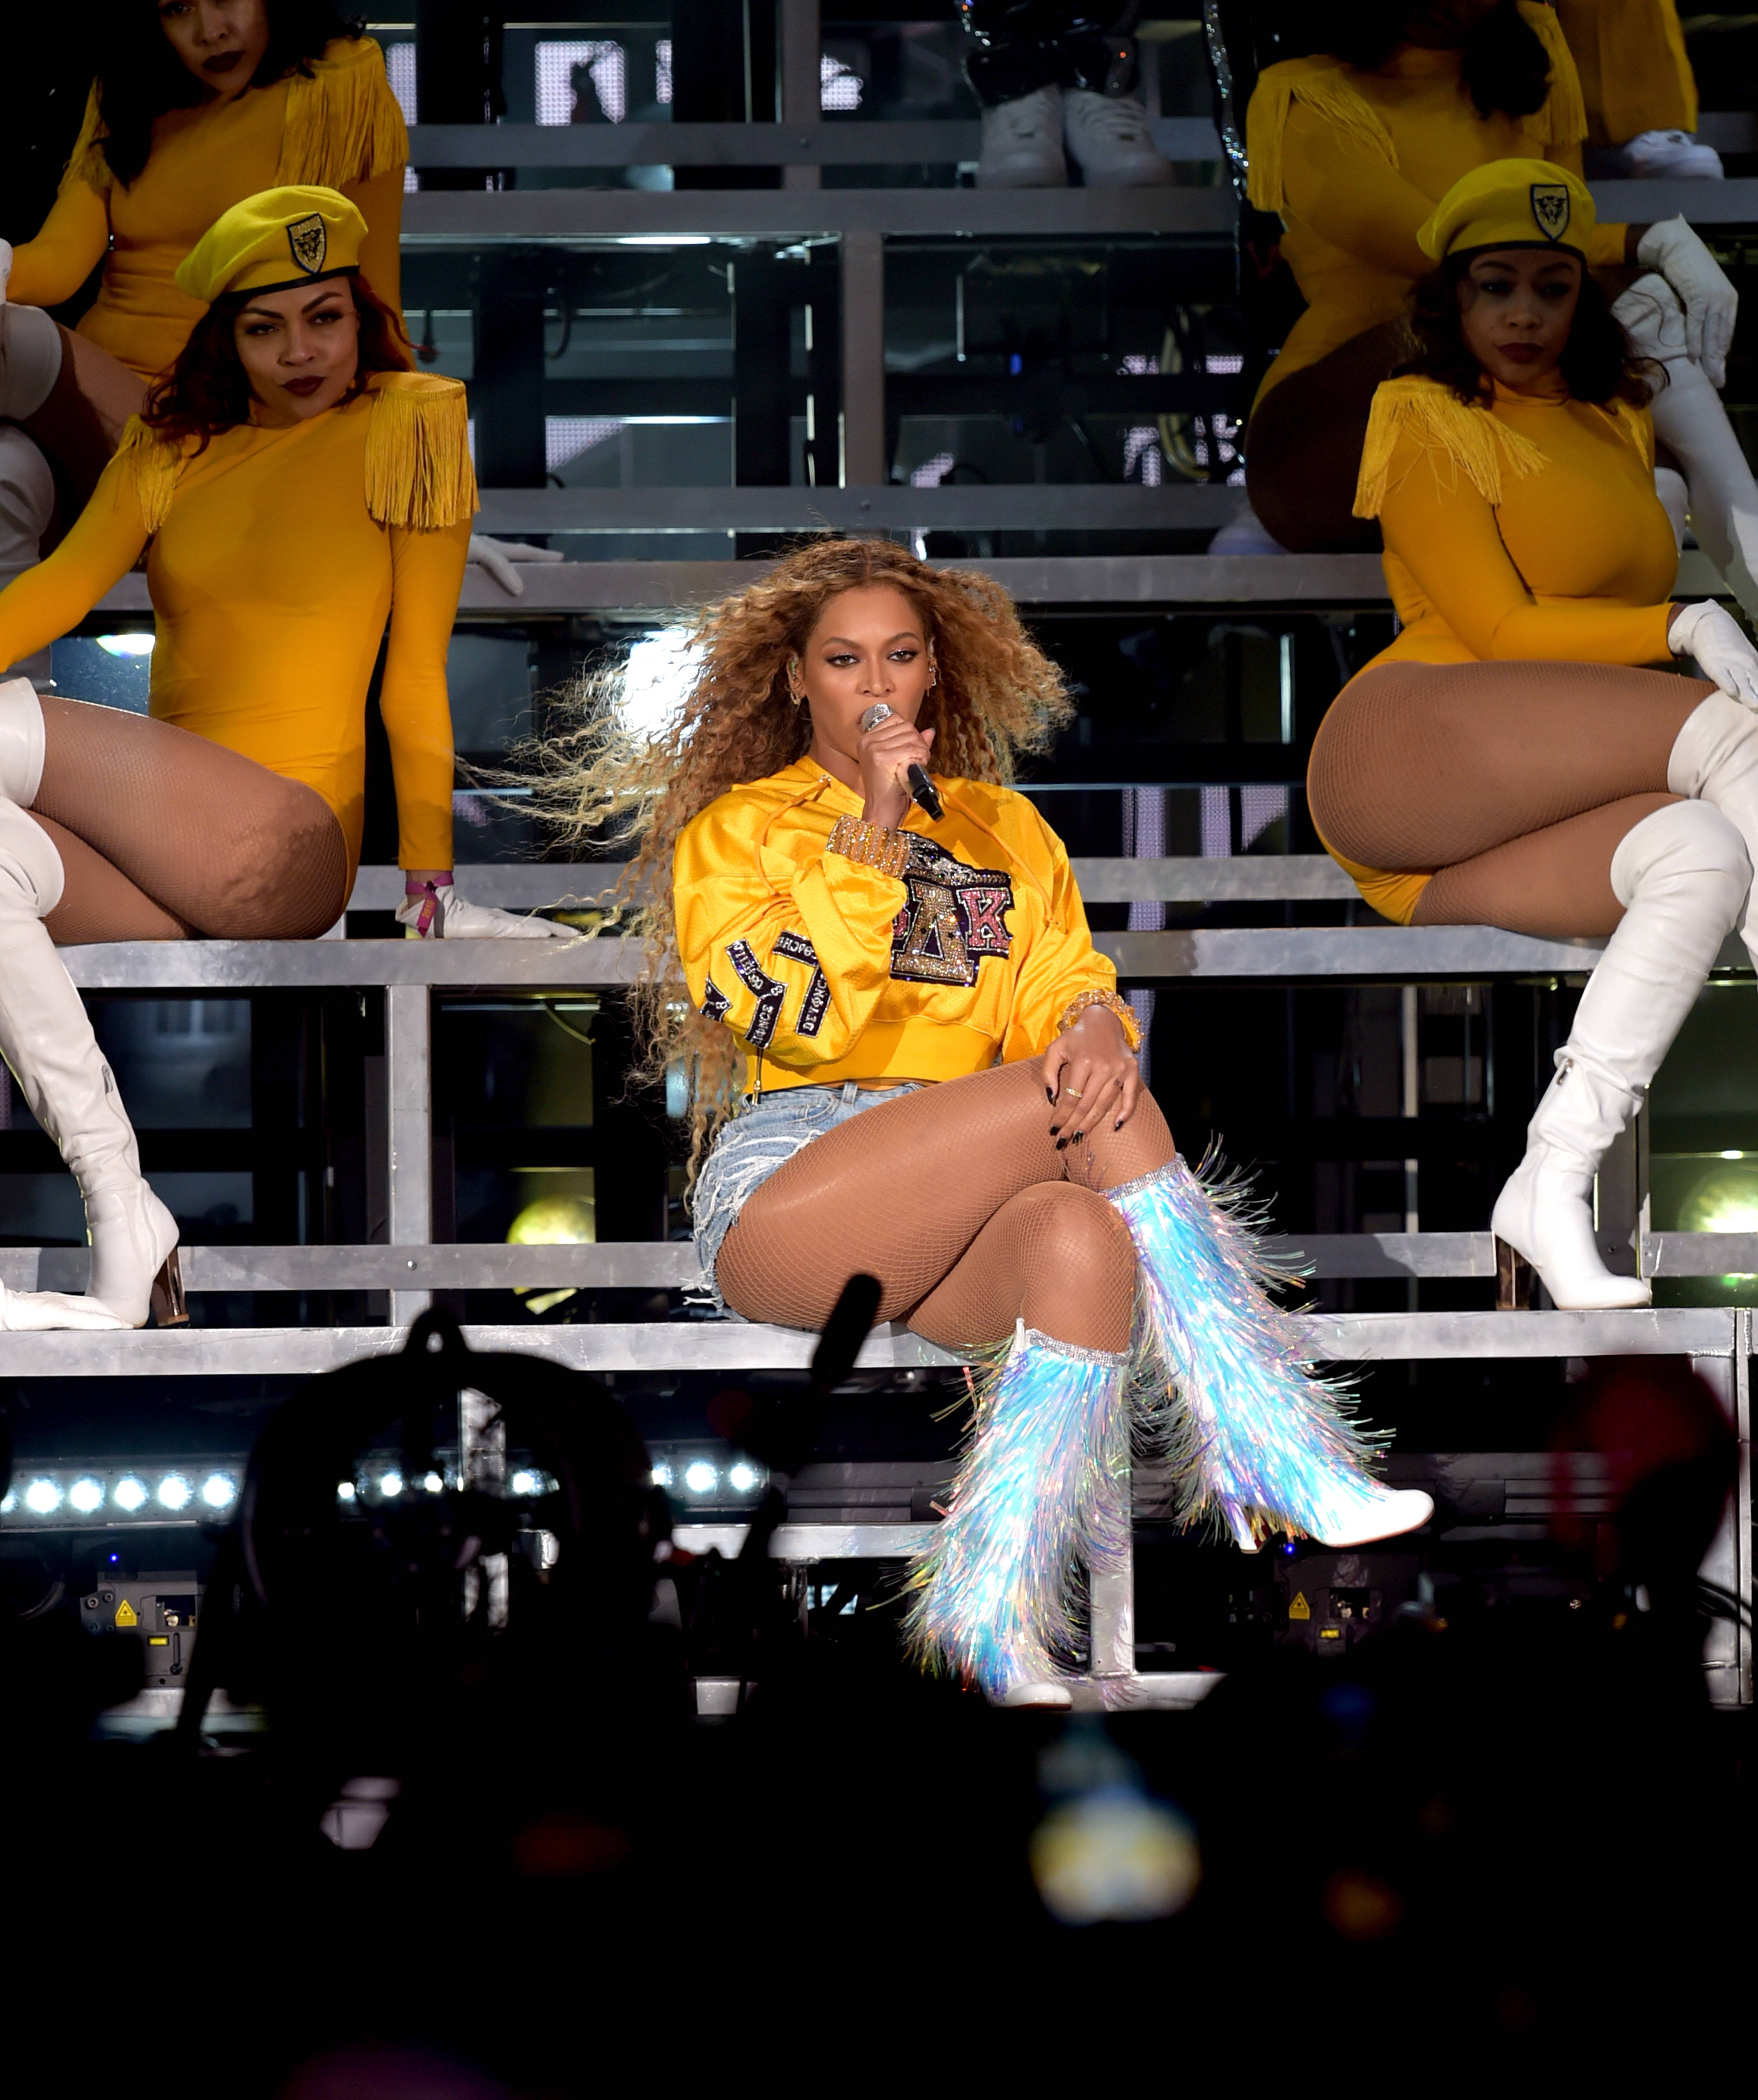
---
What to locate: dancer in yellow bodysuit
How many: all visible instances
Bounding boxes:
[1304,162,1758,1312]
[1237,0,1738,580]
[0,187,567,1337]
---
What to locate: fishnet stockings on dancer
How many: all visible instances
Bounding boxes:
[1307,658,1717,932]
[28,693,350,943]
[715,1058,1176,1354]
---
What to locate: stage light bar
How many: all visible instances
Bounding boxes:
[648,1445,769,1508]
[0,1461,249,1525]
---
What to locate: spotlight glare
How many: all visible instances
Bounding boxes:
[0,1491,13,1514]
[96,631,156,658]
[378,1472,404,1499]
[423,1471,444,1494]
[336,1481,357,1502]
[24,1478,62,1515]
[200,1472,237,1510]
[69,1477,105,1514]
[683,1460,717,1495]
[157,1474,192,1511]
[728,1462,759,1493]
[113,1477,148,1512]
[509,1469,539,1497]
[651,1462,674,1489]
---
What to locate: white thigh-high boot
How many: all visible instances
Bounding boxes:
[1613,275,1758,621]
[0,429,55,686]
[1491,799,1751,1309]
[0,302,62,422]
[0,673,45,806]
[0,798,184,1330]
[1667,692,1758,964]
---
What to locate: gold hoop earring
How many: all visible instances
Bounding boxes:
[787,657,803,704]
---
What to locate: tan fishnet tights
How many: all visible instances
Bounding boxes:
[714,1059,1176,1355]
[28,694,350,944]
[1307,659,1716,936]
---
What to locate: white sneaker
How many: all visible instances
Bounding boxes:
[1063,88,1172,187]
[976,86,1067,188]
[1622,129,1724,180]
[1208,504,1290,555]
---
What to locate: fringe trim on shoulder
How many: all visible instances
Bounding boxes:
[1353,376,1548,519]
[278,36,410,189]
[1245,56,1396,215]
[363,374,479,529]
[1595,396,1655,470]
[1518,0,1589,150]
[112,417,187,536]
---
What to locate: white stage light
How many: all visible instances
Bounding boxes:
[509,1469,539,1497]
[683,1460,717,1495]
[201,1473,237,1510]
[114,1477,148,1512]
[336,1481,357,1502]
[157,1475,192,1511]
[423,1471,444,1494]
[728,1462,759,1493]
[24,1478,62,1515]
[378,1472,404,1499]
[69,1478,105,1514]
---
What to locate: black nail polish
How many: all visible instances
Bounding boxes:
[1114,1119,1124,1132]
[1055,1137,1068,1151]
[1046,1086,1055,1102]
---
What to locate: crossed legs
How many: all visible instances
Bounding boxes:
[715,1058,1177,1354]
[28,693,349,943]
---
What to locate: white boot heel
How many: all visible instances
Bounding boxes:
[1306,1480,1433,1550]
[1490,1148,1650,1312]
[86,1185,187,1329]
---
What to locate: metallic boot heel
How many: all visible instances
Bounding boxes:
[1494,1236,1533,1312]
[149,1247,189,1329]
[1220,1497,1261,1554]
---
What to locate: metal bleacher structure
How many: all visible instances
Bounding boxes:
[6,5,1753,1708]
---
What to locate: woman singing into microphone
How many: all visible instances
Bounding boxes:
[551,539,1430,1705]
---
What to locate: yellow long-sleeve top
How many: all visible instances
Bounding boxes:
[1554,0,1696,145]
[1245,9,1623,408]
[7,38,407,382]
[675,760,1129,1094]
[1356,373,1677,668]
[0,371,475,876]
[1314,371,1678,924]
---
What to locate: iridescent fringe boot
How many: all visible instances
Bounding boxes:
[905,1321,1129,1704]
[1108,1156,1432,1552]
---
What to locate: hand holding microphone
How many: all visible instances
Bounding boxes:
[858,702,943,822]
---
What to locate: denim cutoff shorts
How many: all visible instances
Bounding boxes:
[693,1080,926,1313]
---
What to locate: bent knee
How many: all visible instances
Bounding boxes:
[1614,797,1753,912]
[1011,1182,1137,1283]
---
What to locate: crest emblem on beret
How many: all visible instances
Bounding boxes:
[1529,183,1570,243]
[286,213,328,275]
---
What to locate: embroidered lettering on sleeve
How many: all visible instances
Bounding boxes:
[700,977,731,1024]
[774,929,830,1038]
[725,940,787,1049]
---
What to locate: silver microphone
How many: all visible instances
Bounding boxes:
[859,702,943,820]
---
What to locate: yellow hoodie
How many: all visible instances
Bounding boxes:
[674,757,1135,1094]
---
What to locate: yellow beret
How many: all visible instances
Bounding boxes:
[174,185,367,305]
[1416,158,1596,263]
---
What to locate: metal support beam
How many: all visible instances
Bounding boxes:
[779,0,822,193]
[385,986,433,1323]
[1698,1311,1754,1709]
[840,228,886,485]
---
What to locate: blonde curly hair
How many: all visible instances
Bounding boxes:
[531,538,1073,1178]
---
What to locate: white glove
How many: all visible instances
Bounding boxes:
[396,878,578,940]
[1669,600,1758,708]
[1636,217,1737,390]
[466,534,565,597]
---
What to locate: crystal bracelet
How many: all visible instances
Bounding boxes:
[1058,986,1141,1051]
[827,814,912,880]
